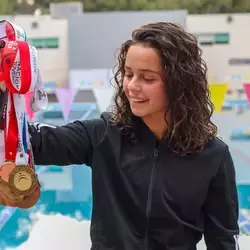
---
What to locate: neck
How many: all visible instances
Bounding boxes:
[142,113,168,140]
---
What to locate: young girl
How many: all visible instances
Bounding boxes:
[3,22,240,249]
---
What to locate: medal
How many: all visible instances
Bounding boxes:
[0,161,24,203]
[0,40,44,207]
[0,24,47,207]
[9,165,38,196]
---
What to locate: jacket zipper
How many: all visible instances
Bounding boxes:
[144,148,159,250]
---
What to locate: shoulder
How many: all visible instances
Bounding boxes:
[82,112,117,146]
[203,137,229,160]
[100,111,113,124]
[185,137,229,166]
[83,112,112,129]
[204,137,228,153]
[202,137,233,173]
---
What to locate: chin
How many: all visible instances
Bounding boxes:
[131,109,148,118]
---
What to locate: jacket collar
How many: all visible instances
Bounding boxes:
[133,116,169,149]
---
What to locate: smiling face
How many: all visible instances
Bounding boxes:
[123,43,168,121]
[113,22,217,154]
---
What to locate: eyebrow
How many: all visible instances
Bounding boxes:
[125,66,160,75]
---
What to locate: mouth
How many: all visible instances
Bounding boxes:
[130,98,149,104]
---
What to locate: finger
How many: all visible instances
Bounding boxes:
[0,82,6,92]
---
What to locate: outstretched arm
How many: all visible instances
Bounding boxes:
[29,118,106,166]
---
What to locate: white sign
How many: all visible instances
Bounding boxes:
[69,69,111,89]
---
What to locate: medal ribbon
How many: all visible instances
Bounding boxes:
[0,40,47,166]
[0,20,27,43]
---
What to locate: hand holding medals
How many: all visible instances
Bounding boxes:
[0,21,48,208]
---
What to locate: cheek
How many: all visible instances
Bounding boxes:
[152,93,167,107]
[158,89,167,105]
[147,85,167,105]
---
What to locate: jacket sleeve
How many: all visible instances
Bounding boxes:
[29,118,106,166]
[204,146,240,250]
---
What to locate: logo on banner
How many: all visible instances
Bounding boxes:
[30,46,37,74]
[7,41,18,50]
[79,80,106,88]
[10,61,21,90]
[10,48,21,91]
[231,74,242,81]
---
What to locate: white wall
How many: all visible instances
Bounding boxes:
[187,13,250,88]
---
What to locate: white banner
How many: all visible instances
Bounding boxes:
[69,69,111,89]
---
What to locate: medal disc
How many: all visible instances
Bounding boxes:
[9,165,38,195]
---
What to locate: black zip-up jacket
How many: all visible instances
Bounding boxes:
[29,112,240,250]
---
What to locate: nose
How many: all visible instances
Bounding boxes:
[127,76,141,92]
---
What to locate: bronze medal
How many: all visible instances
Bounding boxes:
[0,161,24,203]
[8,165,38,196]
[0,161,16,182]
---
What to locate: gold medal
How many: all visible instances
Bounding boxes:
[0,161,40,206]
[8,165,38,196]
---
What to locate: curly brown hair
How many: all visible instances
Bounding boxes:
[110,22,218,156]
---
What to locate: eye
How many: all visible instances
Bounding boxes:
[124,73,133,79]
[144,77,155,82]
